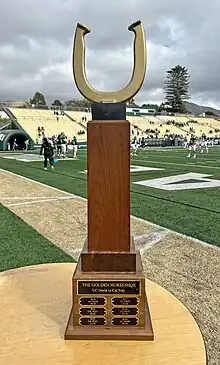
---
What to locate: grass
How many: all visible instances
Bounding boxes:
[0,204,75,272]
[1,146,220,273]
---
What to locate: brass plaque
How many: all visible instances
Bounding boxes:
[79,307,106,316]
[111,318,139,326]
[112,307,138,316]
[77,280,140,295]
[112,297,139,306]
[79,317,106,326]
[79,297,107,306]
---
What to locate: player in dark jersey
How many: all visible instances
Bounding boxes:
[40,137,55,170]
[187,134,197,158]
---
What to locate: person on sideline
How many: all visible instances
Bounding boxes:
[72,136,78,159]
[40,137,55,171]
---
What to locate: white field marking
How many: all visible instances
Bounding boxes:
[136,151,218,160]
[63,231,169,256]
[134,172,220,191]
[0,196,73,200]
[132,157,220,170]
[1,167,220,252]
[0,153,37,157]
[79,165,164,174]
[130,165,164,172]
[133,215,220,252]
[5,196,77,207]
[134,230,169,254]
[18,158,77,162]
[0,168,84,202]
[67,248,82,256]
[1,156,20,160]
[1,154,77,162]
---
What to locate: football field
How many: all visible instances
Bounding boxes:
[1,147,220,363]
[1,146,220,247]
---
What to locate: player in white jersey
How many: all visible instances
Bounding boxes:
[71,136,78,159]
[183,136,188,148]
[211,138,214,147]
[200,136,208,154]
[130,138,139,156]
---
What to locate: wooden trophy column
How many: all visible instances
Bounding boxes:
[65,103,154,340]
[82,119,134,272]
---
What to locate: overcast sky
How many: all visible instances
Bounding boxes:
[0,0,220,107]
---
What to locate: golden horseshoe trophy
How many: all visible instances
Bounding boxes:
[65,20,154,340]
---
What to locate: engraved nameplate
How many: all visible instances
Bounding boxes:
[79,317,106,326]
[112,307,138,316]
[77,280,140,295]
[79,307,106,316]
[112,297,139,306]
[111,318,139,326]
[79,297,106,306]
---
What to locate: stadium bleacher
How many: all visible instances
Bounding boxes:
[2,107,220,151]
[9,108,87,143]
[65,110,91,128]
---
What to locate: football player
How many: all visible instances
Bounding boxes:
[187,134,197,158]
[200,136,208,154]
[130,138,139,156]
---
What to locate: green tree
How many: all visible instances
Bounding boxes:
[127,98,139,107]
[30,92,46,106]
[141,104,159,110]
[52,99,62,107]
[205,111,216,116]
[64,98,91,108]
[164,65,190,112]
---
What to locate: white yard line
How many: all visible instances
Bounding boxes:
[5,196,76,207]
[1,167,220,252]
[0,168,84,201]
[133,215,220,252]
[132,157,220,170]
[135,230,169,254]
[0,196,73,200]
[64,231,169,256]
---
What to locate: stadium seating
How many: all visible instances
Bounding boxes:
[9,108,87,143]
[65,111,91,128]
[9,107,220,143]
[191,117,220,132]
[129,116,187,138]
[173,117,220,137]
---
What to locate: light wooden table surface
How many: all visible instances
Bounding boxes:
[0,263,206,365]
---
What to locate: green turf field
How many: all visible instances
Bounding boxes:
[0,204,75,272]
[1,146,220,253]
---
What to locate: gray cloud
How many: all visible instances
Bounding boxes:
[0,0,219,106]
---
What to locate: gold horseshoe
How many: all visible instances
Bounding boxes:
[72,20,146,103]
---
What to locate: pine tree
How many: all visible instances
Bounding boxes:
[30,92,46,106]
[164,65,190,112]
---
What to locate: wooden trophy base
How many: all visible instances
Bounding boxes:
[65,114,153,340]
[65,242,154,341]
[65,305,153,340]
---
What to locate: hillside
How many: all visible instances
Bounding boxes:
[184,101,220,116]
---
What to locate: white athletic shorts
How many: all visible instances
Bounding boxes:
[61,144,66,154]
[189,144,196,151]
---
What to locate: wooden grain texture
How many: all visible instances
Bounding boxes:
[67,251,153,339]
[0,263,206,365]
[81,252,137,272]
[80,238,136,272]
[87,120,130,252]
